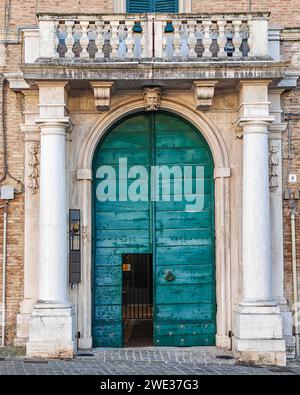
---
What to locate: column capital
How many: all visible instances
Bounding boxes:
[20,88,39,98]
[36,81,68,89]
[20,124,40,142]
[237,117,275,134]
[238,117,274,124]
[269,123,287,139]
[269,87,286,95]
[35,117,72,135]
[239,79,273,88]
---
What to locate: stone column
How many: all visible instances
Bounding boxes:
[269,90,295,357]
[27,82,76,358]
[15,125,40,346]
[15,90,40,347]
[233,81,286,366]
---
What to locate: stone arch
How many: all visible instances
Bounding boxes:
[76,94,232,350]
[78,96,229,171]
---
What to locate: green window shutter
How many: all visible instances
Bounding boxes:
[127,0,178,12]
[154,0,178,12]
[127,0,152,13]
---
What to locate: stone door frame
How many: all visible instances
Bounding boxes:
[76,95,232,349]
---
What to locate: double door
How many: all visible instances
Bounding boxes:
[92,111,215,347]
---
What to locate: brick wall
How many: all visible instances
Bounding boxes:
[280,34,300,316]
[282,83,300,311]
[0,81,24,344]
[37,0,113,14]
[192,0,300,25]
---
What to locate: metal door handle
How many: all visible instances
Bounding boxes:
[164,270,176,282]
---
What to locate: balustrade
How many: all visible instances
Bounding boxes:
[28,14,270,62]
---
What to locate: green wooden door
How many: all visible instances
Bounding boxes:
[153,113,215,347]
[92,112,215,348]
[93,114,152,347]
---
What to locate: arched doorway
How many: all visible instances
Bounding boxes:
[92,111,215,348]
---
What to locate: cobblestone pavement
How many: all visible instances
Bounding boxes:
[0,347,299,375]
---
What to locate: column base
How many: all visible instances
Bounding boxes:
[26,303,76,359]
[277,299,295,359]
[233,303,286,366]
[14,299,36,347]
[14,314,31,347]
[233,338,286,366]
[216,335,231,349]
[78,337,93,350]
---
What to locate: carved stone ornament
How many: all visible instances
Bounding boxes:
[232,123,243,139]
[90,81,114,111]
[193,80,217,111]
[143,87,162,111]
[28,144,39,194]
[269,140,280,193]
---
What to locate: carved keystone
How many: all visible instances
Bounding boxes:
[143,87,162,111]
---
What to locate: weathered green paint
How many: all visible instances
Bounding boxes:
[92,111,215,348]
[93,114,151,347]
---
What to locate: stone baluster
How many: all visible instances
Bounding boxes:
[54,21,60,58]
[140,21,147,58]
[162,35,167,59]
[187,20,197,58]
[202,20,212,58]
[80,21,90,59]
[217,20,227,57]
[247,20,253,57]
[95,20,105,59]
[232,20,242,58]
[110,21,120,58]
[173,20,182,58]
[65,21,75,58]
[195,22,203,57]
[125,21,135,58]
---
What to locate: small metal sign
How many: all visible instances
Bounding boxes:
[69,209,81,284]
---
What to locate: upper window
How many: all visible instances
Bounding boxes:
[127,0,179,13]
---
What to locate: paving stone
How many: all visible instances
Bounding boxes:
[0,347,299,375]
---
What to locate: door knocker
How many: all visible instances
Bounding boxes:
[164,270,176,282]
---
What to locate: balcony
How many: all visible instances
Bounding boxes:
[24,12,271,63]
[19,12,287,88]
